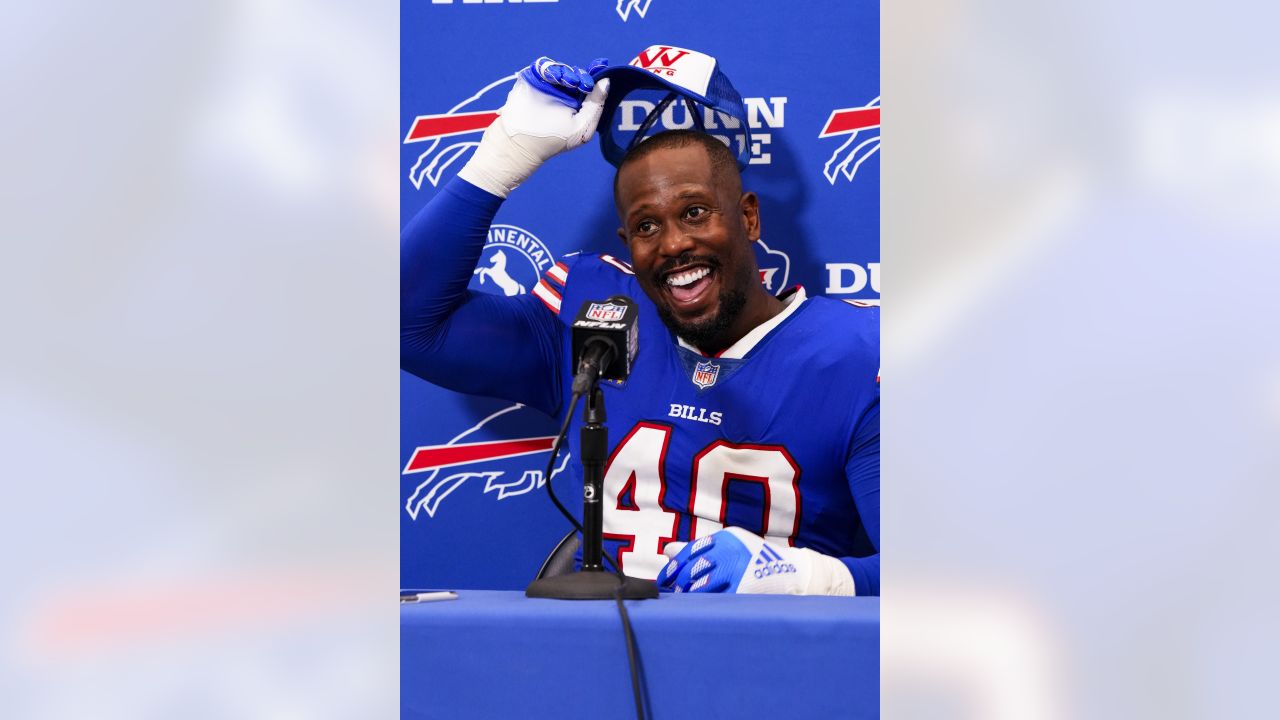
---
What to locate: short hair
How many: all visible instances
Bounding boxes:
[613,130,742,202]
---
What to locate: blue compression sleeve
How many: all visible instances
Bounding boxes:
[400,177,564,417]
[841,399,880,596]
[842,554,879,598]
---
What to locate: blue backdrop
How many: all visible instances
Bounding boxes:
[401,0,879,590]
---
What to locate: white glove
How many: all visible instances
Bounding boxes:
[457,59,610,198]
[657,526,857,596]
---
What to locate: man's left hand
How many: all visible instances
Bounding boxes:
[656,526,857,596]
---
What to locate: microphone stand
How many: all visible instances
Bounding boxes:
[526,382,659,600]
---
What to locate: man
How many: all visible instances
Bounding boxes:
[402,57,879,596]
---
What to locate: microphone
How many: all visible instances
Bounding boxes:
[570,295,639,395]
[526,292,658,602]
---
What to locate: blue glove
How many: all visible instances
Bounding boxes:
[519,57,609,109]
[656,527,857,596]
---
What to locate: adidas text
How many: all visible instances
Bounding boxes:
[753,561,798,579]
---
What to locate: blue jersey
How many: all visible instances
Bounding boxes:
[536,253,879,582]
[402,178,880,594]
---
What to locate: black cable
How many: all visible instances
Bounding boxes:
[542,389,648,720]
[542,392,584,534]
[614,582,646,720]
[542,390,625,579]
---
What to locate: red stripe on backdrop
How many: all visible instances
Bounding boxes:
[406,111,500,142]
[821,107,881,136]
[404,436,557,473]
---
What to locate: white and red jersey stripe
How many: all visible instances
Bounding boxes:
[532,254,638,315]
[532,261,570,315]
[601,254,634,275]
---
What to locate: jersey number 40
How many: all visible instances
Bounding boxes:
[601,421,801,579]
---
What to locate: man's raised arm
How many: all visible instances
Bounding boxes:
[400,58,609,417]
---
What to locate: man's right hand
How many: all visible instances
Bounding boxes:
[457,57,610,199]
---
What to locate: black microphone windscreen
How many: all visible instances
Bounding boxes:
[570,296,639,382]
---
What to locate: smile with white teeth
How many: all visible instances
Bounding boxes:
[666,267,711,287]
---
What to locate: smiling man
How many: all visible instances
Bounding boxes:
[401,54,879,596]
[614,132,783,357]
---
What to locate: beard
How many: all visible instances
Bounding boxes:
[654,280,749,353]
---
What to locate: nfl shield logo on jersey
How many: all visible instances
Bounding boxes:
[692,360,720,389]
[586,302,626,322]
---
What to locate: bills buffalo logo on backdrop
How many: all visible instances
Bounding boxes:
[404,75,516,190]
[616,0,653,21]
[470,224,554,297]
[692,360,720,390]
[820,96,880,184]
[404,403,569,520]
[754,239,791,294]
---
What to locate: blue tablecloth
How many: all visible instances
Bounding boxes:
[401,590,879,719]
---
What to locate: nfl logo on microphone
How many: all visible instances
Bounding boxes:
[692,360,720,390]
[586,302,626,322]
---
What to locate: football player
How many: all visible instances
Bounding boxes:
[401,55,879,596]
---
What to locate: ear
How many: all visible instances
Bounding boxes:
[740,191,761,242]
[616,227,628,245]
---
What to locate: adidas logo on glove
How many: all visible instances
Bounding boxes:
[658,526,856,596]
[752,543,797,579]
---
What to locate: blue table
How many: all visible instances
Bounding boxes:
[401,590,879,719]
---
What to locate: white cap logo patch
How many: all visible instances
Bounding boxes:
[628,45,716,97]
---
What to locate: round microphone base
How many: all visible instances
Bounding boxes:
[525,570,659,600]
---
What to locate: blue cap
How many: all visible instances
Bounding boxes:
[592,45,753,170]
